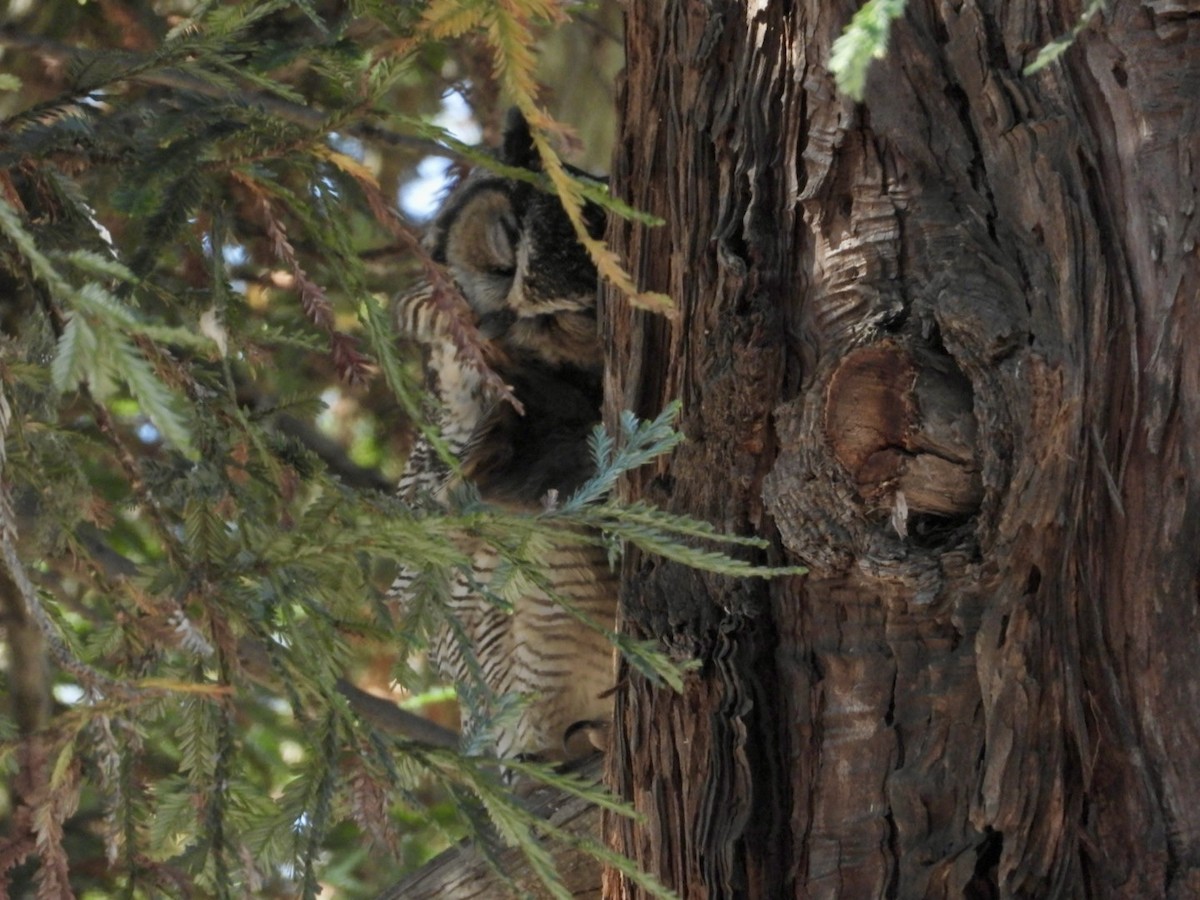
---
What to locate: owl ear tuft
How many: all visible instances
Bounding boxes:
[500,108,539,171]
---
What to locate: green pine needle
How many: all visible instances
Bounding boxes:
[1023,0,1107,74]
[830,0,909,101]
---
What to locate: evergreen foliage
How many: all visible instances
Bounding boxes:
[1022,0,1107,74]
[830,0,909,101]
[0,1,797,896]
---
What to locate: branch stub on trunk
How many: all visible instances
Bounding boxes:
[826,341,983,527]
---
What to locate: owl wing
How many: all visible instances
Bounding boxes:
[393,285,492,505]
[389,286,489,625]
[390,286,527,750]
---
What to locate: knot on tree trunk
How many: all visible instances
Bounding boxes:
[826,341,983,531]
[765,339,983,576]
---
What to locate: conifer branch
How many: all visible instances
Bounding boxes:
[0,27,445,155]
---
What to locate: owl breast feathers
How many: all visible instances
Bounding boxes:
[392,110,615,763]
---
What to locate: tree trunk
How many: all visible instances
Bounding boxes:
[602,1,1200,898]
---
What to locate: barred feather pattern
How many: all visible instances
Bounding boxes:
[431,541,616,761]
[390,284,489,627]
[390,285,616,762]
[393,284,488,506]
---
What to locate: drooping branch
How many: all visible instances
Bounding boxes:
[378,756,605,900]
[0,27,446,156]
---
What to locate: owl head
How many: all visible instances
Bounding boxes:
[425,110,606,371]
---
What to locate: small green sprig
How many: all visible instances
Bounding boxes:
[830,0,909,101]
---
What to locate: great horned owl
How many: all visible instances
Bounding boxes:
[393,111,615,763]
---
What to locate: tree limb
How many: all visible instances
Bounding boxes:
[234,637,459,749]
[273,412,395,493]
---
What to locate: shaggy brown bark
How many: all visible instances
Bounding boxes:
[602,1,1199,898]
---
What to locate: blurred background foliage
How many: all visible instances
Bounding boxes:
[0,0,623,896]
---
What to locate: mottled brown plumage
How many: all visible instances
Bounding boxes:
[392,112,614,763]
